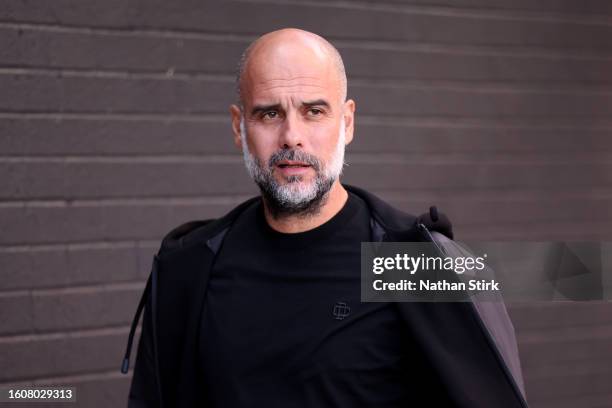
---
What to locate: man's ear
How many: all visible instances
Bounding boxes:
[343,99,356,145]
[229,104,243,149]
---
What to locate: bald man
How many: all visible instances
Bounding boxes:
[123,29,527,408]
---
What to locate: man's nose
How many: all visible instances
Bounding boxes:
[278,112,303,149]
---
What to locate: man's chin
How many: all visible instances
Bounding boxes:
[276,181,317,198]
[274,173,309,186]
[267,179,316,201]
[256,175,336,218]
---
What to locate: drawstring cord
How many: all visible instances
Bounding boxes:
[121,273,152,374]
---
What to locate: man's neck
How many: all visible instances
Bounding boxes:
[263,181,349,233]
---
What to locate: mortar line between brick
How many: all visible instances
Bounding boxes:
[1,20,611,60]
[3,67,612,94]
[0,325,132,344]
[0,368,131,386]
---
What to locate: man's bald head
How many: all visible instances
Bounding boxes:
[235,28,347,107]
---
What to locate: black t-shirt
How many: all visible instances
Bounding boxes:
[198,192,412,407]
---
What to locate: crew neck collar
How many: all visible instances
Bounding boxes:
[256,192,360,249]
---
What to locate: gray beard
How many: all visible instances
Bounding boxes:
[248,150,335,219]
[240,119,345,219]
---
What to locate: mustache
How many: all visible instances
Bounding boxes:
[267,149,322,172]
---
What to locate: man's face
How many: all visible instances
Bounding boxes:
[230,38,355,215]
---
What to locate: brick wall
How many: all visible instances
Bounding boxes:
[1,1,611,406]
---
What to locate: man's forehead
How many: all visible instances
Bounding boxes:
[251,75,329,94]
[244,82,337,112]
[243,66,340,107]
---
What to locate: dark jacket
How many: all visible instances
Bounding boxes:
[122,185,528,408]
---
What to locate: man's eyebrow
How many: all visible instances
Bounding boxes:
[250,103,282,116]
[302,99,330,109]
[249,100,330,116]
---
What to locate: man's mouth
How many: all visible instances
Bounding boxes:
[275,160,313,177]
[276,161,311,169]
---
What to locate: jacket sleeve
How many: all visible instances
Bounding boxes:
[127,282,161,408]
[431,231,527,401]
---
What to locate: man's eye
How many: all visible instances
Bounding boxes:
[308,108,323,116]
[263,111,278,119]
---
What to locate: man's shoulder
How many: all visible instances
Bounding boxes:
[345,184,416,230]
[156,196,260,258]
[345,184,453,240]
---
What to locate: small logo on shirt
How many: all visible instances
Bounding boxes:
[332,301,351,320]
